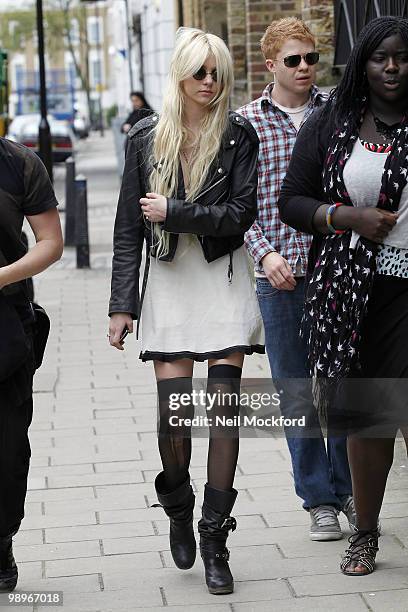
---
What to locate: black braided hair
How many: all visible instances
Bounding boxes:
[326,16,408,130]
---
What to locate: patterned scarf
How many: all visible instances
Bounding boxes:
[302,106,408,393]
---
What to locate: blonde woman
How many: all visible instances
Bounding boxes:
[108,28,264,594]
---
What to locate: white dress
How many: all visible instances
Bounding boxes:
[139,233,265,361]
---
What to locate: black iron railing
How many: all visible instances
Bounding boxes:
[334,0,408,65]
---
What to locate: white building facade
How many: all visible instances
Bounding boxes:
[128,0,176,112]
[3,0,177,120]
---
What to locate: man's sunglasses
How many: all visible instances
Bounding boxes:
[192,67,218,82]
[276,52,320,68]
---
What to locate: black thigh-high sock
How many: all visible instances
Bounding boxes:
[157,377,194,493]
[206,364,242,492]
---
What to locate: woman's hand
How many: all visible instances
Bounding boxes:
[313,205,398,242]
[108,313,134,351]
[346,208,398,243]
[140,193,167,223]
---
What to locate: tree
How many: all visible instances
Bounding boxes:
[0,10,36,53]
[47,0,92,122]
[0,2,92,120]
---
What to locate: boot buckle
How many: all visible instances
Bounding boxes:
[215,548,230,560]
[220,516,237,531]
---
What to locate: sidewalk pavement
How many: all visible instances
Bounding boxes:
[10,132,408,612]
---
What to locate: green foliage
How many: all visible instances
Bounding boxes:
[106,104,118,126]
[0,10,36,53]
[45,1,89,56]
[0,2,87,56]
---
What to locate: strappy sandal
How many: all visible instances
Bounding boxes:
[340,529,379,576]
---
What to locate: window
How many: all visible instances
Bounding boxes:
[334,0,408,65]
[14,63,24,90]
[90,57,103,87]
[87,16,103,45]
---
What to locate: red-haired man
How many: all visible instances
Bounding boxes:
[239,17,354,541]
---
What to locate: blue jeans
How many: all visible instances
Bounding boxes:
[256,277,352,510]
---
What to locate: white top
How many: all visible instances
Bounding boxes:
[343,138,408,250]
[272,98,310,131]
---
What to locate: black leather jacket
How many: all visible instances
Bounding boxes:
[109,111,259,329]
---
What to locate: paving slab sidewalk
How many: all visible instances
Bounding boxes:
[8,132,408,612]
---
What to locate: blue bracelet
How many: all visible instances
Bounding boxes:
[326,203,345,235]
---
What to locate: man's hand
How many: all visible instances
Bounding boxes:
[140,193,167,223]
[260,252,296,291]
[122,123,132,133]
[108,313,134,351]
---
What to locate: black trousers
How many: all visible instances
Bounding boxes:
[0,300,35,537]
[0,395,33,537]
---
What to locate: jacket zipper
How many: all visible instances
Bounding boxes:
[194,175,227,201]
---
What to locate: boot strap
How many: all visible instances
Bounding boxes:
[220,516,236,532]
[151,502,193,524]
[201,545,230,561]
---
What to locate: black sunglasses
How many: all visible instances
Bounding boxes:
[277,52,320,68]
[192,67,218,82]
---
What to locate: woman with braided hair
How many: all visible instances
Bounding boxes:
[279,16,408,576]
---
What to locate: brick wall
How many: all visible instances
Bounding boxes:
[245,0,302,101]
[302,0,335,86]
[228,0,247,108]
[179,0,336,105]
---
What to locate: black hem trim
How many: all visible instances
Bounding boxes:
[139,344,265,363]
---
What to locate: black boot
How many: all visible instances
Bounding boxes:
[198,484,238,595]
[0,535,18,592]
[152,472,196,570]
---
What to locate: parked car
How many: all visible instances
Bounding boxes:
[73,114,90,139]
[7,114,75,162]
[7,114,39,142]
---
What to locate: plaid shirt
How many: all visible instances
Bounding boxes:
[238,83,327,276]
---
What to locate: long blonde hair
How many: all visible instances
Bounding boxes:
[149,27,234,257]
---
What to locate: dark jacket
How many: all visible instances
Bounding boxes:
[278,106,335,274]
[109,111,259,323]
[121,108,154,133]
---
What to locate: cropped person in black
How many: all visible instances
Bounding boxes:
[0,138,63,591]
[121,91,153,134]
[279,17,408,576]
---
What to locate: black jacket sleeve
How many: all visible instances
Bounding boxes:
[278,106,332,235]
[163,130,259,237]
[109,135,145,318]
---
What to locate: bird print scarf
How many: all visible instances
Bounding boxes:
[301,106,408,400]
